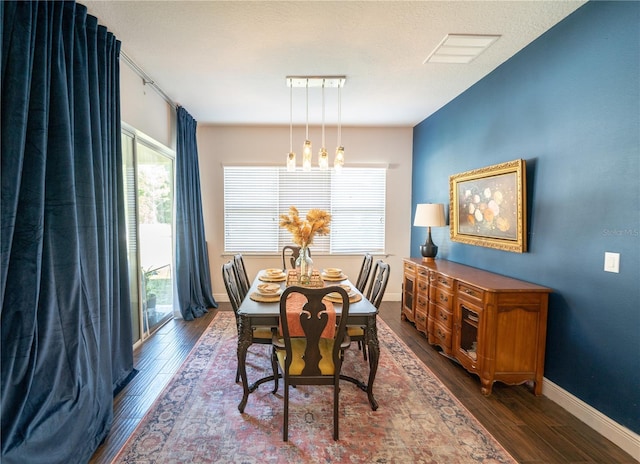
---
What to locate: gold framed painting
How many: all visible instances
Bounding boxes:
[449,159,527,253]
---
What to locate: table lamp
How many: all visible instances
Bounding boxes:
[414,203,446,262]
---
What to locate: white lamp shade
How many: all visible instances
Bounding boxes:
[414,203,446,227]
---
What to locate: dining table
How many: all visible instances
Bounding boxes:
[236,268,380,413]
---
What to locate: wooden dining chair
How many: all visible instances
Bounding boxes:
[221,261,275,382]
[271,285,351,441]
[354,253,373,293]
[366,260,391,309]
[233,253,251,300]
[348,253,373,358]
[281,245,311,270]
[347,260,390,360]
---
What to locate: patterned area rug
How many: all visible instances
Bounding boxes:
[113,311,516,463]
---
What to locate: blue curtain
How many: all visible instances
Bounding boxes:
[175,106,217,320]
[1,2,133,463]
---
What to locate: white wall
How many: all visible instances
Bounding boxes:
[120,64,175,149]
[197,125,413,302]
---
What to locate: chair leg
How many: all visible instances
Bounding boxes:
[235,365,240,383]
[271,348,279,393]
[283,380,289,442]
[362,340,368,361]
[333,381,339,440]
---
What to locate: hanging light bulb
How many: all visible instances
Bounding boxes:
[302,80,312,172]
[286,79,296,172]
[335,146,345,172]
[318,80,329,170]
[334,79,345,171]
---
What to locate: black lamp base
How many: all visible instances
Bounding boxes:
[420,227,438,262]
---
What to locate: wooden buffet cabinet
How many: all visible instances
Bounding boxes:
[402,258,551,396]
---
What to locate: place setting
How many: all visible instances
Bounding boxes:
[321,267,347,282]
[250,282,283,302]
[324,283,362,304]
[259,268,287,282]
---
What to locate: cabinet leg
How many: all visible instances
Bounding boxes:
[480,379,493,396]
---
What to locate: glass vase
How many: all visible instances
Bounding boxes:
[295,246,313,284]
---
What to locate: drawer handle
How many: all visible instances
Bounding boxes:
[464,288,475,295]
[440,313,448,321]
[437,328,445,339]
[439,294,448,303]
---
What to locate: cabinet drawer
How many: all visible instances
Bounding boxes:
[404,261,416,273]
[416,294,429,313]
[416,278,429,293]
[432,321,452,349]
[416,265,429,278]
[433,273,454,290]
[429,286,453,310]
[430,305,452,328]
[414,309,427,332]
[457,282,484,302]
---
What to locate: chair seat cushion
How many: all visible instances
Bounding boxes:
[252,326,274,340]
[276,337,335,375]
[346,326,364,337]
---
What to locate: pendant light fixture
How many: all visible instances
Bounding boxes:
[285,76,345,172]
[286,79,296,172]
[302,80,312,172]
[318,80,329,170]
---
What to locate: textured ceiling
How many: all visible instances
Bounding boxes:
[83,1,586,126]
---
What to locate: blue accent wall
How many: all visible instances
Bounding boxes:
[412,1,639,433]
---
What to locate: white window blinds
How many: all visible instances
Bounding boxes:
[223,166,386,254]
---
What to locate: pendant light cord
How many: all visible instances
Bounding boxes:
[305,80,309,140]
[321,80,325,147]
[289,80,293,151]
[337,82,342,146]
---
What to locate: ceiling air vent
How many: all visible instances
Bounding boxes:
[424,34,501,64]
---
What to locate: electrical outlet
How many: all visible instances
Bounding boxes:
[604,252,620,273]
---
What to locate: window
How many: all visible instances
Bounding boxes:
[224,166,386,254]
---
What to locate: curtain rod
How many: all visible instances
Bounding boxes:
[120,51,177,110]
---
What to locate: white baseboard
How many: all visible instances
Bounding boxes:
[542,378,640,461]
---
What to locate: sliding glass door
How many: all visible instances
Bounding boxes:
[122,128,175,343]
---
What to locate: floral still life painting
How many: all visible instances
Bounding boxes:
[457,172,517,239]
[450,159,527,253]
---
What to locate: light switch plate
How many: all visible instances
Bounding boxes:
[604,252,620,273]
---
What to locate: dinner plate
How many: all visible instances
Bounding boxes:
[257,288,282,297]
[259,273,286,282]
[326,285,355,299]
[324,293,362,304]
[321,272,347,281]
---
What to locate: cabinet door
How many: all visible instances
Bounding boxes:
[453,299,481,373]
[401,263,416,321]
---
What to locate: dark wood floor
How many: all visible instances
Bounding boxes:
[90,301,636,464]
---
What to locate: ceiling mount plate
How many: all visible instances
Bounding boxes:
[286,76,346,88]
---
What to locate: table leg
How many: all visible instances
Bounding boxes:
[237,314,253,413]
[365,315,379,410]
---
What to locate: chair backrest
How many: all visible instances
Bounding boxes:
[279,285,350,380]
[233,253,250,299]
[354,253,373,293]
[221,261,243,315]
[366,260,390,309]
[281,245,311,270]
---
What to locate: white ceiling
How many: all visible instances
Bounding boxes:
[83,1,586,127]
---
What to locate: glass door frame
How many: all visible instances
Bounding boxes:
[122,123,176,344]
